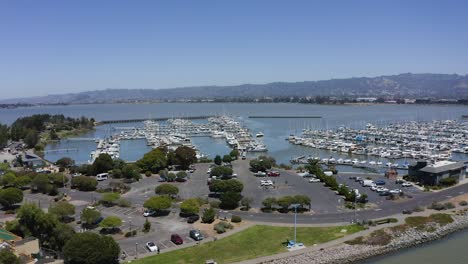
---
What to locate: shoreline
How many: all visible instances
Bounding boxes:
[262,210,468,264]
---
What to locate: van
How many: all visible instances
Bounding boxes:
[324,171,333,176]
[362,180,374,187]
[96,173,109,181]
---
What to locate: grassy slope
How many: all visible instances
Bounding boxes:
[134,224,364,264]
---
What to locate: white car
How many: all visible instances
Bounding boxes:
[260,180,273,186]
[376,187,389,193]
[146,242,158,252]
[143,210,156,217]
[370,185,378,191]
[309,178,320,183]
[402,182,412,187]
[390,189,402,194]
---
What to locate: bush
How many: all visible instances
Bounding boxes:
[439,177,457,187]
[444,202,455,209]
[214,221,233,234]
[209,200,221,209]
[231,215,242,223]
[459,201,468,206]
[124,230,137,237]
[71,176,98,191]
[413,206,425,212]
[202,208,215,223]
[117,199,131,207]
[145,171,152,177]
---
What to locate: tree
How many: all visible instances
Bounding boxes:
[56,157,75,168]
[214,155,222,166]
[121,164,141,181]
[155,184,179,196]
[293,195,311,210]
[167,172,176,182]
[71,176,97,191]
[229,149,239,159]
[174,146,197,170]
[220,191,242,210]
[92,153,114,175]
[0,187,23,209]
[111,168,122,178]
[180,198,200,216]
[249,157,274,172]
[49,223,75,252]
[277,196,294,212]
[241,197,253,210]
[176,171,187,181]
[136,148,167,173]
[262,197,277,210]
[63,232,120,264]
[81,208,102,226]
[31,174,52,194]
[0,249,19,264]
[49,201,75,222]
[210,166,233,178]
[0,124,9,149]
[143,196,172,213]
[100,192,121,206]
[222,155,232,163]
[49,173,68,187]
[143,218,151,232]
[99,216,122,231]
[14,175,31,189]
[24,129,39,148]
[1,172,16,187]
[17,203,59,241]
[201,208,215,223]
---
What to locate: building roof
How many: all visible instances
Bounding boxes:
[420,161,466,174]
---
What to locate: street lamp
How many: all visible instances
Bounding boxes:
[135,242,138,259]
[290,203,300,245]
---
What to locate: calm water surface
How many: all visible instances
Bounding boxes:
[1,103,468,264]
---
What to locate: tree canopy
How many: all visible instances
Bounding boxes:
[0,187,23,209]
[136,148,168,173]
[143,196,172,212]
[48,201,75,222]
[174,146,197,170]
[63,232,120,264]
[180,198,200,216]
[92,153,114,175]
[209,179,243,193]
[81,208,102,226]
[155,184,179,196]
[99,216,122,230]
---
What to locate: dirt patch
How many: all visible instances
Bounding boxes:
[448,194,468,204]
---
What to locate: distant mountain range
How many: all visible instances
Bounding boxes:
[2,73,468,104]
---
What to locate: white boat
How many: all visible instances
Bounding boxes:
[256,132,264,138]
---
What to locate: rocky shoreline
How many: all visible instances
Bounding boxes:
[265,211,468,264]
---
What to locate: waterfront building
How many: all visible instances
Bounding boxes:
[408,160,467,185]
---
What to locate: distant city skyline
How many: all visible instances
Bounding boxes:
[1,0,468,99]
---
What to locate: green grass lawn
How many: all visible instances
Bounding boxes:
[133,224,364,264]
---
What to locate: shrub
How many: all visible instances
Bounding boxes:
[145,171,152,177]
[439,177,457,187]
[444,202,455,209]
[413,206,425,212]
[428,201,446,211]
[201,208,215,223]
[459,201,468,206]
[117,199,131,207]
[209,200,221,209]
[214,221,233,234]
[231,215,242,223]
[71,176,98,191]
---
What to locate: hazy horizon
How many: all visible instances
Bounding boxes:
[1,0,468,99]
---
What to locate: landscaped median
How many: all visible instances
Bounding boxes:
[132,224,365,264]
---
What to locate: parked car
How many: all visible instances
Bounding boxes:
[375,180,386,185]
[92,216,104,225]
[254,171,267,177]
[190,230,204,241]
[309,178,320,183]
[379,191,391,196]
[146,242,158,252]
[260,180,273,186]
[390,189,402,194]
[187,215,200,223]
[348,176,357,180]
[402,182,413,187]
[143,210,156,217]
[267,171,280,177]
[171,234,183,245]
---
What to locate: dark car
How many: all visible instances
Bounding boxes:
[92,216,104,225]
[379,191,391,196]
[187,215,200,223]
[375,180,386,185]
[189,229,204,241]
[267,171,280,177]
[171,234,183,245]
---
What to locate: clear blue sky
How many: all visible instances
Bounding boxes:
[1,0,467,99]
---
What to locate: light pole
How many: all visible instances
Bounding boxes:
[291,203,300,245]
[135,242,138,259]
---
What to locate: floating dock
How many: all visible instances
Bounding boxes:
[97,115,216,124]
[248,116,322,119]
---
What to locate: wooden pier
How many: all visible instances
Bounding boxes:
[248,115,322,119]
[97,115,216,125]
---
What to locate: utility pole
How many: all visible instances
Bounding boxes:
[291,203,300,245]
[135,242,138,259]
